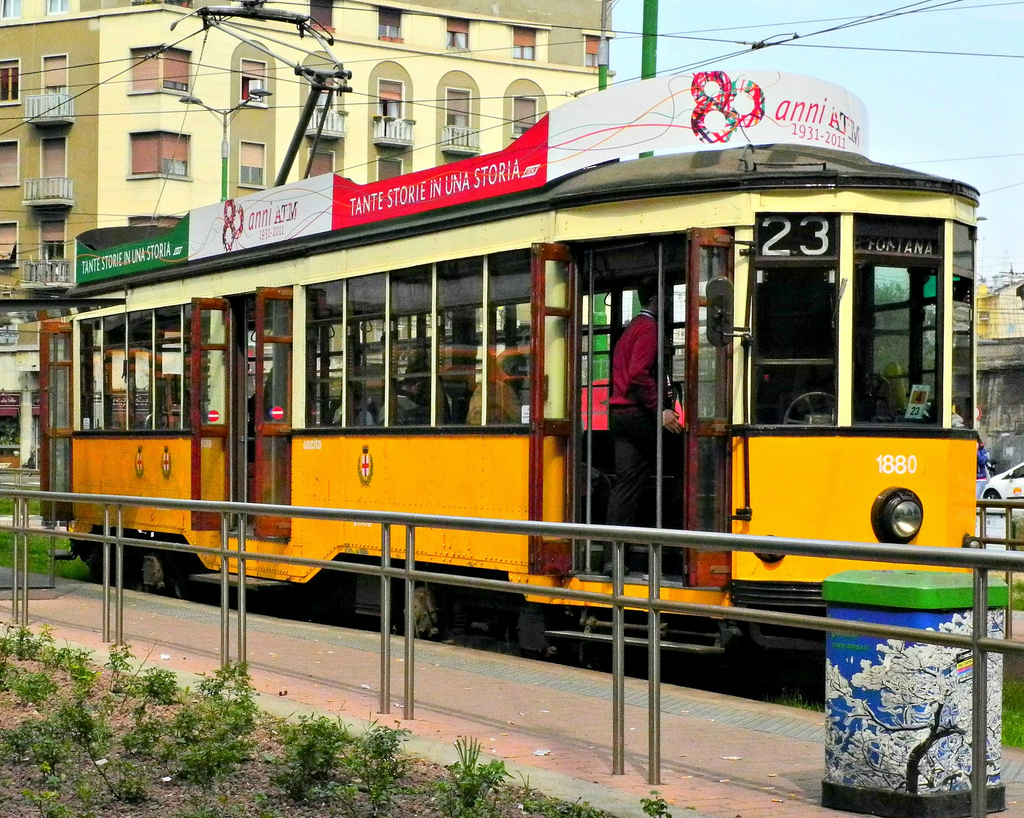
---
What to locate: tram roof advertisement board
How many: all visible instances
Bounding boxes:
[74,72,867,282]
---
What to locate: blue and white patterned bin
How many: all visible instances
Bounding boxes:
[822,570,1006,818]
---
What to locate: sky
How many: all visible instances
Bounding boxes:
[608,0,1024,282]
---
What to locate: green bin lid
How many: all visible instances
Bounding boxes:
[822,570,1008,610]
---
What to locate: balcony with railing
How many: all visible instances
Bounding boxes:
[305,107,347,139]
[22,260,72,288]
[372,116,415,148]
[23,177,74,208]
[441,125,480,156]
[24,93,74,126]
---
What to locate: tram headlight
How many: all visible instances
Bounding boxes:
[871,488,924,544]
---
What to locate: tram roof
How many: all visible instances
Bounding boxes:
[69,144,978,298]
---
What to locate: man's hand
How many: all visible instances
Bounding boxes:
[661,409,683,433]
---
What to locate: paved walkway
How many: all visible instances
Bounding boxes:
[4,580,1023,818]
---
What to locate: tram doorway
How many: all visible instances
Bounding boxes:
[574,231,733,587]
[189,289,294,540]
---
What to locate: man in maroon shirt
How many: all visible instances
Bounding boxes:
[602,279,683,575]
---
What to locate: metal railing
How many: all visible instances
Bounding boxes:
[4,487,1024,818]
[23,259,71,286]
[24,93,74,125]
[305,107,347,139]
[441,125,480,154]
[23,177,73,207]
[372,116,415,147]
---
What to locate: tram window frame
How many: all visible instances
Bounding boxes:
[481,249,531,425]
[154,306,188,430]
[751,266,838,426]
[852,217,943,426]
[127,311,153,430]
[951,222,975,429]
[346,274,386,428]
[437,257,484,426]
[305,281,345,427]
[389,265,433,426]
[102,315,128,430]
[79,318,101,431]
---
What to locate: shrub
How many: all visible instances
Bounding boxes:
[271,713,352,801]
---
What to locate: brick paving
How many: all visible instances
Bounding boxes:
[5,579,1024,818]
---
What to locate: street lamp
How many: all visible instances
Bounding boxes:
[179,88,273,201]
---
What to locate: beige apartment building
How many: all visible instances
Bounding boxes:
[0,0,606,466]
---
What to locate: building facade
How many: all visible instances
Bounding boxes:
[0,0,606,465]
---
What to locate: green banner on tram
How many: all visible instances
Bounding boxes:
[75,216,190,284]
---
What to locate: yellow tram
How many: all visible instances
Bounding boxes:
[40,71,979,650]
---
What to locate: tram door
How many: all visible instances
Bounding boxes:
[577,231,733,587]
[684,229,732,587]
[190,290,293,539]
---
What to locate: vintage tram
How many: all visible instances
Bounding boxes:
[39,71,979,651]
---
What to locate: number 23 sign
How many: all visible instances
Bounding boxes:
[756,214,838,260]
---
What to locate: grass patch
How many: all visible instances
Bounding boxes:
[1004,678,1024,748]
[0,530,89,581]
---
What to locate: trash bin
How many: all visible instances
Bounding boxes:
[822,569,1007,818]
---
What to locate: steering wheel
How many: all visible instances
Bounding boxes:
[784,391,835,424]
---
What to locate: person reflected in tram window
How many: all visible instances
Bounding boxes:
[395,346,431,425]
[467,352,521,424]
[603,278,683,576]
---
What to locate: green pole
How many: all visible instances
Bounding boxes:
[598,0,610,90]
[220,116,229,202]
[641,0,658,80]
[640,0,658,157]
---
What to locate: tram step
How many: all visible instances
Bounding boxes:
[188,573,291,590]
[52,550,77,561]
[544,629,725,655]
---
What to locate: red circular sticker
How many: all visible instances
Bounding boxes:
[207,409,220,423]
[270,406,284,421]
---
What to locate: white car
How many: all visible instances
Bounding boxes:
[980,461,1024,500]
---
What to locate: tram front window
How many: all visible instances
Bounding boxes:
[853,264,938,424]
[752,268,836,424]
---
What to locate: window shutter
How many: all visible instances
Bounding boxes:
[43,55,68,91]
[41,138,65,177]
[447,18,468,33]
[0,223,16,260]
[131,48,159,92]
[0,143,17,185]
[513,27,535,47]
[162,48,190,91]
[132,133,159,174]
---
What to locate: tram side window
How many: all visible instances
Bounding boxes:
[951,222,975,428]
[306,281,344,427]
[752,268,836,424]
[438,257,483,425]
[853,265,938,424]
[104,315,128,431]
[128,311,152,430]
[154,306,187,430]
[347,274,386,427]
[80,318,101,430]
[390,265,433,426]
[482,249,531,424]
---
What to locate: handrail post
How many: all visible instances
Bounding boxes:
[115,506,124,645]
[220,513,231,667]
[648,542,661,785]
[612,539,625,775]
[237,514,247,665]
[9,488,18,623]
[19,494,28,625]
[379,523,391,715]
[101,505,111,643]
[971,566,989,818]
[404,524,415,721]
